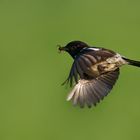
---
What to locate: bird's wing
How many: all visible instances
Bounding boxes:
[63,49,116,86]
[62,53,96,86]
[67,68,120,108]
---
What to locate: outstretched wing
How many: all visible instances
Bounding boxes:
[63,48,115,86]
[62,54,95,86]
[67,68,120,108]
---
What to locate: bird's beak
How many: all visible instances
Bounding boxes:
[58,45,68,53]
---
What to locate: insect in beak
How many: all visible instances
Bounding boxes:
[57,45,67,53]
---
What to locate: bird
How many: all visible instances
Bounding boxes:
[58,41,140,108]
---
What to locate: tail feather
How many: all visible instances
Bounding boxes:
[123,57,140,67]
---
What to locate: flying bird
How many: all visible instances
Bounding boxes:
[59,41,140,108]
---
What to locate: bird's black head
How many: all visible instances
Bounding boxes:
[59,41,89,58]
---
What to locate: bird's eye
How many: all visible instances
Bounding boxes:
[72,46,77,51]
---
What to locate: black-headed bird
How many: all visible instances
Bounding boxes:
[59,41,140,108]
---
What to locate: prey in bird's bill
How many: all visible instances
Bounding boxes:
[59,41,140,108]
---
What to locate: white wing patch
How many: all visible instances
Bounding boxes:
[85,48,100,51]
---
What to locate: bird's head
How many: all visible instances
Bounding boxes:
[58,41,89,58]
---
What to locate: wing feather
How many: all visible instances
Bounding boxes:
[63,53,98,86]
[67,69,120,108]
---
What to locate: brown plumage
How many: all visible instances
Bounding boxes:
[59,41,140,108]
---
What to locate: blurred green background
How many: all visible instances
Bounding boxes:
[0,0,140,140]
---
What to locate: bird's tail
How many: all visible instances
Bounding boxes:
[123,57,140,67]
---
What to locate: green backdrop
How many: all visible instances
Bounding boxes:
[0,0,140,140]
